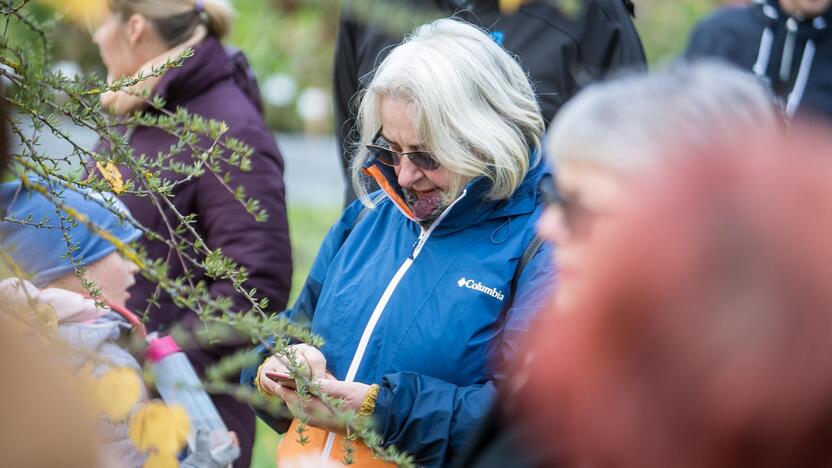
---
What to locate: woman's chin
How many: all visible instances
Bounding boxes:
[414,188,440,200]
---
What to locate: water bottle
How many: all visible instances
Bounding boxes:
[145,333,232,454]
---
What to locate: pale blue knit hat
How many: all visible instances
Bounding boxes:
[0,176,142,287]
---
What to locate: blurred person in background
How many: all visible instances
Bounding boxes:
[334,0,646,205]
[0,89,5,173]
[0,326,106,467]
[0,87,109,468]
[244,19,555,467]
[686,0,832,120]
[0,108,239,468]
[538,61,779,312]
[0,177,146,467]
[91,1,292,465]
[452,61,779,467]
[519,125,832,467]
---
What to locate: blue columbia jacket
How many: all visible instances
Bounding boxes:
[243,153,555,466]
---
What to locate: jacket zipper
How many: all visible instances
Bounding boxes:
[320,189,468,461]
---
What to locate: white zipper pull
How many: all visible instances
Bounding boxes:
[410,229,426,259]
[780,17,799,83]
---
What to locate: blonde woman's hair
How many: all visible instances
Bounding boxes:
[352,18,545,206]
[108,0,234,44]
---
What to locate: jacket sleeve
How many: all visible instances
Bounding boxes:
[333,3,362,205]
[577,0,647,82]
[372,242,557,466]
[194,125,293,318]
[240,200,369,432]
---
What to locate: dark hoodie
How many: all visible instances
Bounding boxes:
[100,37,292,468]
[334,0,646,204]
[686,0,832,120]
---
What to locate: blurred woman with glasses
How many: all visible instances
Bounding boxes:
[244,18,556,467]
[535,61,780,313]
[449,61,783,468]
[517,64,832,468]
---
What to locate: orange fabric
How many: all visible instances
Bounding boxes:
[277,419,395,467]
[363,165,415,220]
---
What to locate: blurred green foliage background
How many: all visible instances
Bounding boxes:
[26,0,738,134]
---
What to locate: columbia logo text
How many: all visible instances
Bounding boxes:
[457,277,505,301]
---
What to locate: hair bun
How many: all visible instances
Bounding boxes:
[200,0,234,39]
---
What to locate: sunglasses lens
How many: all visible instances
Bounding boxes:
[542,180,593,238]
[370,146,399,167]
[409,152,440,170]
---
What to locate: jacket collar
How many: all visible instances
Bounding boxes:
[102,35,263,118]
[153,35,236,109]
[362,149,549,235]
[100,26,208,115]
[753,0,832,35]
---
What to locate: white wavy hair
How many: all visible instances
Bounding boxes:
[547,61,780,172]
[351,18,545,206]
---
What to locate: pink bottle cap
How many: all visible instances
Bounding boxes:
[145,335,181,363]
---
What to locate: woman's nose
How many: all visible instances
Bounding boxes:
[396,156,424,189]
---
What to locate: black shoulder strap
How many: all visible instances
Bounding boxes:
[350,194,386,230]
[510,235,545,303]
[352,205,372,230]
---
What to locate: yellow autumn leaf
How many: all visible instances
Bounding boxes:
[31,302,58,331]
[143,451,179,468]
[96,367,143,420]
[96,160,125,195]
[499,0,525,14]
[129,401,190,455]
[76,365,142,420]
[35,0,108,25]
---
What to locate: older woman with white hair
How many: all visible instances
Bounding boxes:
[244,18,555,467]
[536,61,780,313]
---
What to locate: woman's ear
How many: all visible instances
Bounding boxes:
[123,13,150,48]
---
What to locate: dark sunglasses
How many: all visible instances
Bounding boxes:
[367,131,441,171]
[539,173,595,236]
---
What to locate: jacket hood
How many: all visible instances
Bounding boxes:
[362,148,549,235]
[0,278,142,345]
[0,278,108,323]
[155,36,264,113]
[57,311,134,356]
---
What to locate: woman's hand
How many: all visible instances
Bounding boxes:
[275,379,371,433]
[257,344,327,396]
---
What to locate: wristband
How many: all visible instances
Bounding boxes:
[358,384,380,417]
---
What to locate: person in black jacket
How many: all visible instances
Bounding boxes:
[686,0,832,120]
[334,0,646,205]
